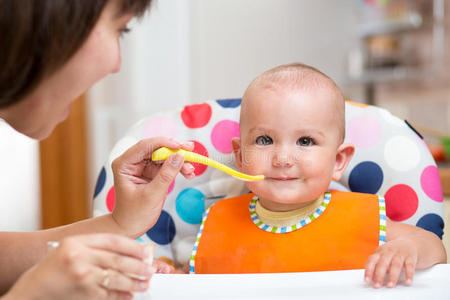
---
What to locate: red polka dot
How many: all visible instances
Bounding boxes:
[190,140,208,176]
[106,186,115,212]
[181,103,212,128]
[384,184,418,221]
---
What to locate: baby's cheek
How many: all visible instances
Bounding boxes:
[302,159,313,167]
[241,147,269,169]
[241,154,260,169]
[246,181,263,194]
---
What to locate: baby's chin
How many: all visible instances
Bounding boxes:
[257,190,316,206]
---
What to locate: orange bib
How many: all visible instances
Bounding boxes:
[190,191,385,274]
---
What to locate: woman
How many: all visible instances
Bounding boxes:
[0,0,195,299]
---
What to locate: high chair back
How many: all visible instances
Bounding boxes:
[93,99,445,266]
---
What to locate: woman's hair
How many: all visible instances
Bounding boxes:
[0,0,152,108]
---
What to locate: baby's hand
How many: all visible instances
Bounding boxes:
[153,258,176,274]
[153,258,189,274]
[364,238,418,288]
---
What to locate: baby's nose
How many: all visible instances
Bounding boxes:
[273,152,294,167]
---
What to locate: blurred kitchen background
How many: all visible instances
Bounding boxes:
[1,0,449,255]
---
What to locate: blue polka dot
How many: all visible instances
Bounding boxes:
[93,167,106,198]
[136,237,145,243]
[216,98,242,108]
[348,161,383,194]
[416,213,444,239]
[176,188,205,224]
[146,210,176,245]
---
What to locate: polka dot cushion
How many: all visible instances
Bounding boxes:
[93,99,445,266]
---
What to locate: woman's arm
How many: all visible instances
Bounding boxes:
[0,137,195,297]
[0,215,130,294]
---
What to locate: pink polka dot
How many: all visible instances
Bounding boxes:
[346,115,382,148]
[211,120,240,154]
[106,186,115,212]
[181,103,212,128]
[190,140,208,176]
[168,180,175,194]
[384,184,418,221]
[420,165,443,202]
[143,116,177,139]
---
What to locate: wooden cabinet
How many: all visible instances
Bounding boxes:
[39,96,89,229]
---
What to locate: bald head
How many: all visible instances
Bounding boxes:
[241,63,346,143]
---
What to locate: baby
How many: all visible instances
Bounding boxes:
[189,63,446,288]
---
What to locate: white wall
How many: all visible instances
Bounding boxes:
[87,0,192,187]
[0,121,40,231]
[189,0,358,99]
[87,0,358,191]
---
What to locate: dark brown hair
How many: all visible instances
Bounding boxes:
[0,0,152,107]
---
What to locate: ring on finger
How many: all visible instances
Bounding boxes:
[101,269,111,288]
[47,241,60,253]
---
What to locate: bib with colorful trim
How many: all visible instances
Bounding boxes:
[190,190,386,274]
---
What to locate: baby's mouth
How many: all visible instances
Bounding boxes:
[266,177,301,181]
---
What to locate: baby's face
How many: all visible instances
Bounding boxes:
[236,85,343,209]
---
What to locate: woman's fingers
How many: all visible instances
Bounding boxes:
[142,159,194,180]
[141,141,195,180]
[64,236,156,293]
[178,141,195,178]
[62,234,152,261]
[180,141,195,151]
[113,137,193,168]
[92,249,155,280]
[180,163,195,178]
[97,268,149,293]
[114,137,182,166]
[59,235,157,287]
[145,154,184,196]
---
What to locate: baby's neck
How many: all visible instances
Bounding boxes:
[255,195,324,228]
[257,196,320,212]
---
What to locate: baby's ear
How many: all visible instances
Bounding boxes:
[231,137,243,169]
[332,142,355,181]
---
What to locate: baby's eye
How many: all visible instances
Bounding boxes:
[297,136,314,146]
[255,135,273,145]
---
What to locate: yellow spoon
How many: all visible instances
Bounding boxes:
[152,147,264,181]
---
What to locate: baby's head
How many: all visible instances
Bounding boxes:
[232,63,354,211]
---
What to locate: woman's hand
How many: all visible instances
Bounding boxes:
[4,234,156,300]
[111,137,195,238]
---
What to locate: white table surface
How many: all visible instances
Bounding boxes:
[134,264,450,300]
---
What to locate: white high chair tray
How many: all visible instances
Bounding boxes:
[135,264,450,300]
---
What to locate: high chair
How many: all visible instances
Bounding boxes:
[93,99,445,266]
